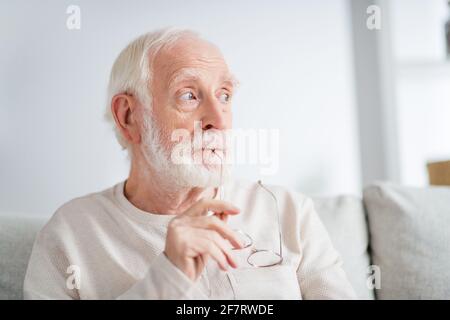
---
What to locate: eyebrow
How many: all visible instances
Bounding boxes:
[220,73,240,89]
[168,69,201,90]
[168,68,240,90]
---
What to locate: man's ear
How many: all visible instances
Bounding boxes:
[111,93,141,145]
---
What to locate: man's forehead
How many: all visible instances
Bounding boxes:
[153,37,233,81]
[168,67,238,87]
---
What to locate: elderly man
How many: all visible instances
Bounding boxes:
[24,28,356,299]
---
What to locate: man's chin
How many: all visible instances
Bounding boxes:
[173,163,230,188]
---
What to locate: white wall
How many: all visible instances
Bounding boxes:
[0,0,361,216]
[391,0,448,62]
[390,0,450,186]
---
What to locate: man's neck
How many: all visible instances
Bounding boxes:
[124,158,216,215]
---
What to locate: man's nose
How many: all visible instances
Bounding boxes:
[201,96,229,131]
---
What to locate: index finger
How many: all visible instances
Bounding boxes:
[184,199,240,217]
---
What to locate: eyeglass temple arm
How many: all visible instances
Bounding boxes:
[212,150,224,200]
[257,180,283,259]
[211,152,282,259]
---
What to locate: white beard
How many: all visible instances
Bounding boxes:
[140,110,231,189]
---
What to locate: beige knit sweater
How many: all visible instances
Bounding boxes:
[23,179,356,299]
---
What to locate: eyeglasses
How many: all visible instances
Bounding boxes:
[209,150,283,267]
[239,180,283,267]
[200,150,283,298]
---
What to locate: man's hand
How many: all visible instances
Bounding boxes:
[164,199,244,281]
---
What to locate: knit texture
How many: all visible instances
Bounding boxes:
[24,179,356,299]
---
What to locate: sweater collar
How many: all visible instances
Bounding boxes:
[113,180,223,225]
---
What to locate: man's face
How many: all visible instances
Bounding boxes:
[139,37,236,187]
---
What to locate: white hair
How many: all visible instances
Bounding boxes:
[104,27,200,149]
[140,106,231,189]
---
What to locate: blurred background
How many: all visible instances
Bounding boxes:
[0,0,449,216]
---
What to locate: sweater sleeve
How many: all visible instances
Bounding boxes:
[23,230,207,300]
[23,230,80,300]
[296,197,357,299]
[116,253,208,300]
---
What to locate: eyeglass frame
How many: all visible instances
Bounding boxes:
[231,180,283,268]
[201,178,284,298]
[201,150,284,297]
[210,149,284,267]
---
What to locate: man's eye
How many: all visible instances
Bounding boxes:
[180,91,196,101]
[219,92,230,103]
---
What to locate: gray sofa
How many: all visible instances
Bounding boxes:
[1,182,450,299]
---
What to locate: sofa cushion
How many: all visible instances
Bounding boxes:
[364,183,450,299]
[0,215,47,300]
[312,196,374,299]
